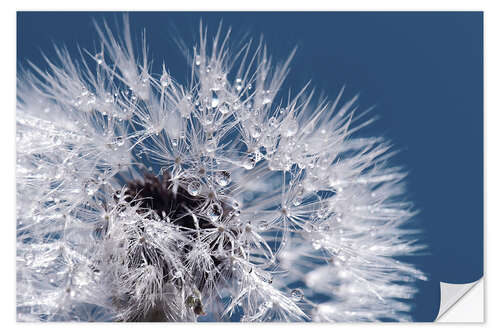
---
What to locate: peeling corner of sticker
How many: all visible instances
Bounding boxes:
[436,278,483,322]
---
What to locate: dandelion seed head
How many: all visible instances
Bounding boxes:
[17,16,426,322]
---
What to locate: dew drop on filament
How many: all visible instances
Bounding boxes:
[235,78,243,92]
[232,100,242,111]
[187,181,201,196]
[160,73,170,87]
[218,102,230,115]
[211,91,219,108]
[24,252,34,265]
[231,199,241,209]
[249,123,262,139]
[262,90,272,105]
[268,117,279,129]
[290,288,304,302]
[281,118,298,137]
[207,202,223,222]
[95,52,104,65]
[242,156,256,170]
[114,136,125,147]
[215,170,231,186]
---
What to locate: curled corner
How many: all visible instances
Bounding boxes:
[436,278,483,322]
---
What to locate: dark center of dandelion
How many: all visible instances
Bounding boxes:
[103,170,239,321]
[124,170,218,230]
[112,170,238,316]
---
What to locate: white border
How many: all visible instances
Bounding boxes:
[3,1,497,332]
[6,1,493,11]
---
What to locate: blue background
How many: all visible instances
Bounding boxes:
[17,11,483,321]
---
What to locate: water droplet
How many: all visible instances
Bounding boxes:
[173,270,182,279]
[114,136,125,147]
[195,55,201,66]
[104,92,114,104]
[205,139,217,154]
[318,157,330,170]
[178,95,192,118]
[239,108,251,121]
[52,136,62,145]
[304,222,314,232]
[254,269,273,284]
[249,123,262,139]
[24,252,34,265]
[95,52,104,65]
[215,170,231,186]
[264,301,273,309]
[312,240,322,250]
[207,203,223,222]
[212,74,225,91]
[281,118,298,137]
[218,102,230,115]
[232,101,242,110]
[187,181,201,196]
[268,117,279,128]
[84,180,98,196]
[242,156,256,170]
[211,91,219,108]
[231,199,240,209]
[65,287,76,297]
[290,289,304,302]
[202,114,214,127]
[235,78,243,92]
[336,213,343,223]
[262,90,272,105]
[160,72,170,87]
[316,201,329,218]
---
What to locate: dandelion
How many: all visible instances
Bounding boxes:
[16,15,426,322]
